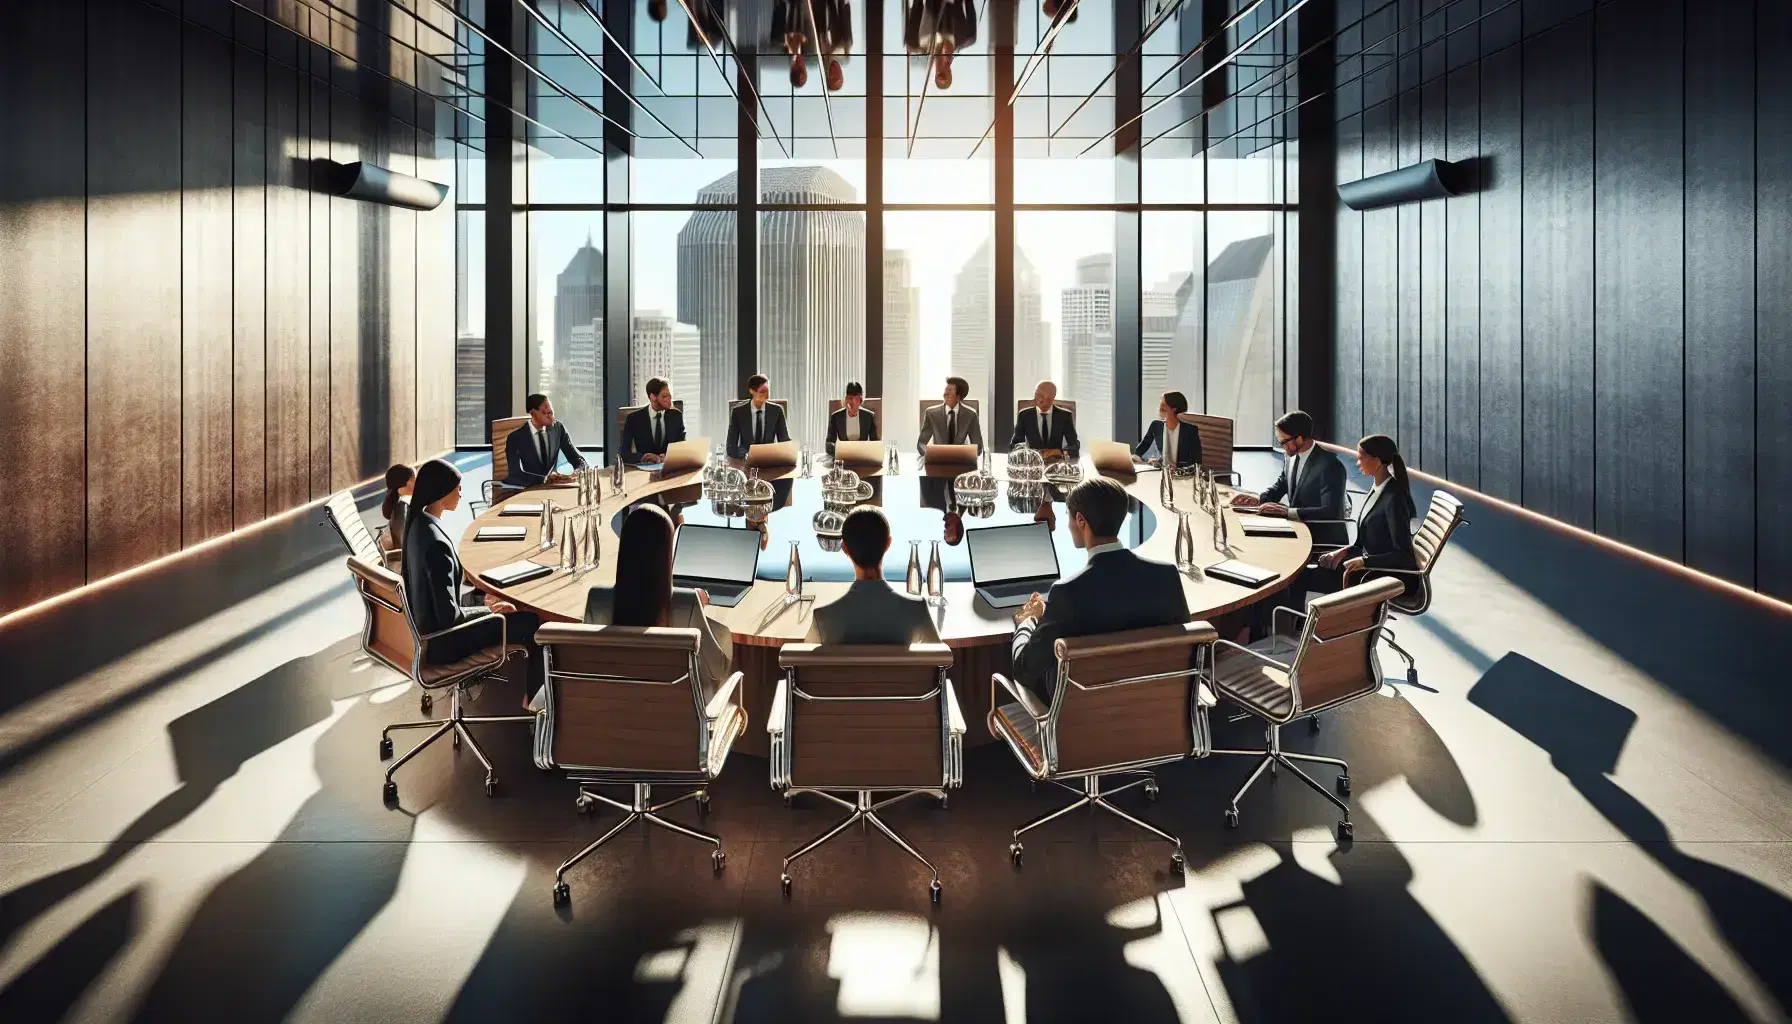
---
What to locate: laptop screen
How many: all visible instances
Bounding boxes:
[673,524,761,584]
[966,522,1061,587]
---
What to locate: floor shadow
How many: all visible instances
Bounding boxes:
[1470,653,1792,1016]
[0,889,139,1023]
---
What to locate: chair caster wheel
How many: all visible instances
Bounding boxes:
[712,849,726,873]
[378,737,393,759]
[485,779,498,797]
[1143,780,1159,802]
[575,795,595,815]
[930,880,941,904]
[419,694,432,714]
[383,781,398,803]
[697,791,711,815]
[1224,808,1239,829]
[1009,842,1024,867]
[782,793,793,808]
[1337,774,1351,794]
[552,881,570,905]
[1338,820,1354,840]
[1171,850,1186,873]
[934,794,949,809]
[1406,668,1419,686]
[780,874,792,898]
[1308,716,1321,733]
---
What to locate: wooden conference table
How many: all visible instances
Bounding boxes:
[459,452,1312,756]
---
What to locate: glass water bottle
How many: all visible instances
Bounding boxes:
[906,540,923,594]
[538,499,556,551]
[925,541,944,605]
[786,540,804,597]
[1175,512,1196,571]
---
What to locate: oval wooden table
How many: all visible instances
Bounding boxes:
[458,454,1311,756]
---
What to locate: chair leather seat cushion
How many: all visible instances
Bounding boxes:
[991,703,1045,773]
[418,644,524,686]
[1213,645,1293,718]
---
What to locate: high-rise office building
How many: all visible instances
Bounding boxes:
[672,320,702,432]
[1204,234,1277,430]
[680,167,864,441]
[884,249,921,442]
[455,334,485,443]
[951,240,1044,413]
[1141,275,1190,425]
[629,310,704,428]
[553,235,605,439]
[1061,253,1114,438]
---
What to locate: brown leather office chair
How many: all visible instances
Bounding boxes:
[476,415,530,512]
[532,623,746,905]
[1343,490,1469,684]
[323,489,394,566]
[917,398,979,426]
[989,620,1218,872]
[1208,575,1405,839]
[346,557,535,802]
[825,396,883,421]
[1013,398,1077,418]
[769,644,965,903]
[1177,412,1240,485]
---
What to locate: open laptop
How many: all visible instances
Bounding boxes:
[967,521,1062,609]
[746,440,798,467]
[672,523,762,607]
[658,437,708,473]
[833,440,883,466]
[1088,440,1137,475]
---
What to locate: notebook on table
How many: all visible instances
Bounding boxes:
[967,521,1061,609]
[1238,516,1298,537]
[498,502,544,517]
[671,523,762,607]
[474,525,528,542]
[480,561,554,587]
[1205,559,1279,588]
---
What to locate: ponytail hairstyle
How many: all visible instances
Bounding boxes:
[1358,434,1410,500]
[382,464,415,522]
[407,459,462,529]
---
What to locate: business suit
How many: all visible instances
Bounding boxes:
[585,586,733,697]
[1133,419,1202,470]
[402,511,539,666]
[806,580,941,645]
[726,401,791,459]
[917,401,983,454]
[1012,405,1080,457]
[1303,484,1419,598]
[620,405,686,464]
[825,407,879,456]
[1010,547,1190,706]
[1258,445,1349,547]
[773,0,852,55]
[904,0,977,52]
[505,420,586,488]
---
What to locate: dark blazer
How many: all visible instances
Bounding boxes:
[807,580,941,645]
[903,0,977,51]
[1346,484,1418,570]
[401,511,501,665]
[726,401,791,459]
[825,407,879,455]
[1010,547,1190,706]
[1012,405,1080,457]
[1133,419,1202,470]
[620,406,686,464]
[773,0,853,54]
[505,421,586,487]
[1259,446,1349,548]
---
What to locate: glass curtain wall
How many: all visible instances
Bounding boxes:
[885,212,993,441]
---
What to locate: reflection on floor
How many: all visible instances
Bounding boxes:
[1,450,1788,1023]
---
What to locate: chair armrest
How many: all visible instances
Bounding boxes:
[943,678,966,737]
[1270,605,1309,647]
[1211,637,1293,673]
[706,670,743,721]
[767,677,789,736]
[991,671,1046,720]
[418,606,500,644]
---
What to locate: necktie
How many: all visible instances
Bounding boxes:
[1289,453,1302,492]
[947,408,956,443]
[1040,410,1049,443]
[653,411,663,449]
[538,427,550,470]
[756,407,765,444]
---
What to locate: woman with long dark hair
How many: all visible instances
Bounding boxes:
[1308,433,1418,595]
[379,464,414,558]
[584,504,731,692]
[402,459,540,670]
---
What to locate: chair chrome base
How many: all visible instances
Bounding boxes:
[780,789,945,903]
[552,782,722,903]
[1007,772,1183,872]
[1211,723,1354,839]
[379,684,535,801]
[1381,625,1419,687]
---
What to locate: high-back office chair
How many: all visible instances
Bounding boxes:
[345,557,535,802]
[532,623,746,904]
[1178,412,1239,484]
[347,553,410,675]
[1207,575,1405,839]
[769,644,965,902]
[1012,398,1078,419]
[614,399,685,444]
[475,415,530,513]
[323,490,392,565]
[825,395,884,443]
[989,621,1217,872]
[917,398,979,427]
[1344,490,1469,685]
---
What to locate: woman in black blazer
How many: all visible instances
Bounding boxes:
[1133,391,1203,471]
[401,460,540,674]
[1307,434,1419,596]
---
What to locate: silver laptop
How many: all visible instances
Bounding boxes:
[671,524,761,607]
[967,521,1061,609]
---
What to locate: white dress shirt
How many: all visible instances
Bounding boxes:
[1163,421,1178,465]
[1085,539,1125,559]
[534,424,553,468]
[1285,445,1306,521]
[845,409,860,440]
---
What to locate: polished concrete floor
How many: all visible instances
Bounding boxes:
[1,451,1788,1023]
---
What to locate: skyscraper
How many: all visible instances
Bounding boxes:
[951,240,1044,412]
[553,235,604,439]
[455,334,485,443]
[1205,234,1277,432]
[679,167,865,441]
[630,309,704,428]
[1061,253,1114,438]
[1141,276,1188,425]
[672,320,702,432]
[884,249,921,442]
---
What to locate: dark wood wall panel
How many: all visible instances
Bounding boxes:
[1519,17,1595,530]
[1334,113,1364,441]
[1477,45,1524,503]
[1683,0,1757,587]
[417,127,456,456]
[232,43,268,527]
[309,77,332,498]
[1443,64,1479,488]
[1395,91,1422,459]
[181,23,238,546]
[387,118,419,469]
[0,1,88,616]
[87,0,184,580]
[1592,0,1684,559]
[1360,101,1399,436]
[1418,77,1447,473]
[331,95,369,489]
[265,60,311,514]
[1759,0,1792,599]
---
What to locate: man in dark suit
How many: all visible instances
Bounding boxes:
[726,373,791,459]
[1011,380,1079,458]
[619,377,686,465]
[1230,409,1349,548]
[504,393,586,488]
[1010,477,1189,706]
[917,375,983,455]
[807,509,941,645]
[825,380,879,456]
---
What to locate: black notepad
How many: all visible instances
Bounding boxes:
[480,560,554,587]
[1238,516,1298,537]
[498,502,545,517]
[1205,559,1279,587]
[474,525,528,542]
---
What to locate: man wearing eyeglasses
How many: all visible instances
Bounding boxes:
[1231,409,1349,548]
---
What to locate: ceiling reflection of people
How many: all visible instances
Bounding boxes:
[905,0,977,89]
